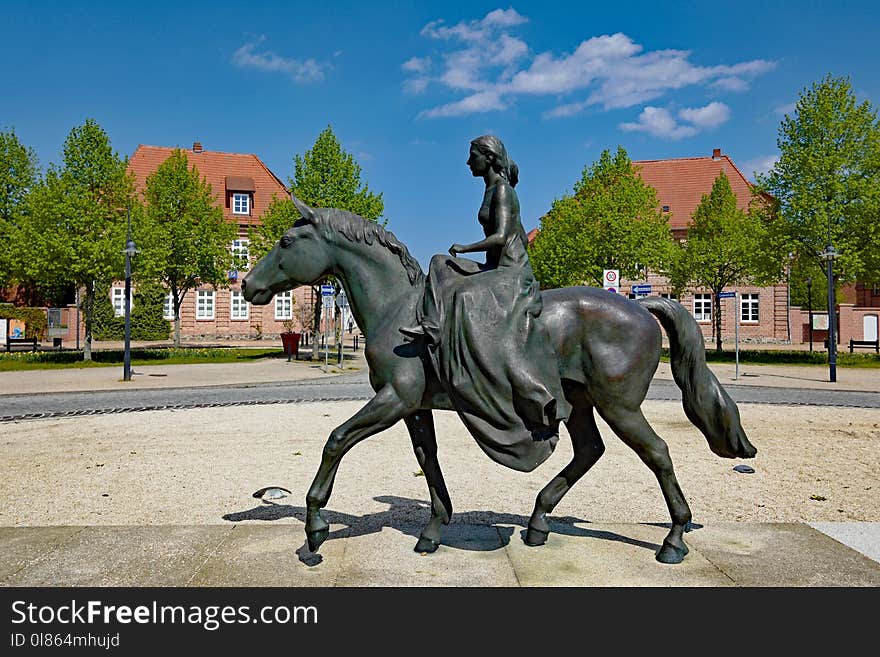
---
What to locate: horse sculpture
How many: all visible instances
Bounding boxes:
[241,195,756,564]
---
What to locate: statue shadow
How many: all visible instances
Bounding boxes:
[223,494,662,566]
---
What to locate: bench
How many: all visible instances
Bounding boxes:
[5,337,38,352]
[849,339,879,353]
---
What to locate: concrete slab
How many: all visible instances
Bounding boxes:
[0,526,83,581]
[3,526,232,587]
[334,524,518,587]
[685,523,880,586]
[188,523,347,587]
[502,522,733,587]
[810,522,880,564]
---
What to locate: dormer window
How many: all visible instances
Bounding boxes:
[233,193,250,215]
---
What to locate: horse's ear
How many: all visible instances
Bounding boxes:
[291,194,316,223]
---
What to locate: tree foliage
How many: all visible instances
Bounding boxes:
[759,75,880,288]
[0,128,39,292]
[291,125,384,222]
[668,171,776,351]
[529,147,673,288]
[18,119,134,359]
[138,148,236,347]
[250,125,384,358]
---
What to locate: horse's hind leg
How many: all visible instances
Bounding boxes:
[599,406,692,564]
[525,401,605,546]
[404,412,453,553]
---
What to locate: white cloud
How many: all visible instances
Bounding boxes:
[232,39,325,83]
[402,56,431,73]
[420,90,506,118]
[775,102,796,115]
[403,12,775,120]
[742,154,779,179]
[620,107,698,140]
[678,101,731,129]
[619,102,731,140]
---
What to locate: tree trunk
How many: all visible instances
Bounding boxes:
[171,286,182,348]
[714,290,723,353]
[82,284,95,361]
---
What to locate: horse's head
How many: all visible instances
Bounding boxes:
[241,196,333,305]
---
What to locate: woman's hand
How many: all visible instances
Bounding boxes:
[449,243,465,256]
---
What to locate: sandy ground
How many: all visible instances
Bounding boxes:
[0,400,878,527]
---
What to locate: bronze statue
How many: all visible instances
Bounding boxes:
[241,136,756,565]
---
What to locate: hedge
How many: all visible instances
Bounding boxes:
[92,285,171,341]
[0,304,48,339]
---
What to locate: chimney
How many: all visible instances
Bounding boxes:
[193,141,203,154]
[712,148,721,160]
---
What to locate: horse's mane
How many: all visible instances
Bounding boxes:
[316,207,425,287]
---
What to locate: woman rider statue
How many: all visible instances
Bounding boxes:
[401,135,571,471]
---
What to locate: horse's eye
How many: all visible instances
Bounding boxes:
[280,235,292,248]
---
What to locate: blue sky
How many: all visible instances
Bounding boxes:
[3,1,879,268]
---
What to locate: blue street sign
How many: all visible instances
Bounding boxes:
[632,284,652,294]
[717,291,736,299]
[321,284,334,296]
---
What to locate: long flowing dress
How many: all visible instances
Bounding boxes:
[423,183,571,472]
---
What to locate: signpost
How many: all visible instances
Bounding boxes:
[321,284,334,371]
[631,284,652,296]
[718,291,738,379]
[603,269,619,295]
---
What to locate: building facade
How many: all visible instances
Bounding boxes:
[124,142,314,340]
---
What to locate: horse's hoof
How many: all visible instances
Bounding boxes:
[524,526,549,547]
[414,535,440,553]
[306,526,329,553]
[656,539,689,564]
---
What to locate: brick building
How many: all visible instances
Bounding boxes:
[123,142,314,340]
[529,148,790,343]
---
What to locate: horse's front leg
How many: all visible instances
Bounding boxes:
[404,411,452,554]
[305,385,410,552]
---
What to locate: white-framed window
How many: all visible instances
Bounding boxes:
[231,238,249,271]
[233,193,250,215]
[740,293,759,323]
[163,292,175,320]
[111,287,131,318]
[275,291,292,320]
[231,290,249,320]
[693,293,712,322]
[196,290,215,320]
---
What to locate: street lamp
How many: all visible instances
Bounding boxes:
[821,243,839,383]
[122,208,139,382]
[806,277,813,352]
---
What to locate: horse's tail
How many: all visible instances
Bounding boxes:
[638,297,757,459]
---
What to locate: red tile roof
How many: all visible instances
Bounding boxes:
[128,144,289,228]
[633,152,756,231]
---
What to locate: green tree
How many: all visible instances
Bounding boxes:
[759,75,880,292]
[250,125,384,359]
[0,128,39,295]
[138,149,236,347]
[19,119,134,360]
[529,147,673,288]
[669,171,777,352]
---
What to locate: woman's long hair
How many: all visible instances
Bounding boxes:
[471,135,519,188]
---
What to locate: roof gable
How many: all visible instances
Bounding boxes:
[633,153,756,230]
[128,144,289,225]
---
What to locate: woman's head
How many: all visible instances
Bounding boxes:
[470,135,519,187]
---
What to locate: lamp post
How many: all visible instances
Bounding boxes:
[806,277,813,352]
[821,244,839,383]
[122,208,139,382]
